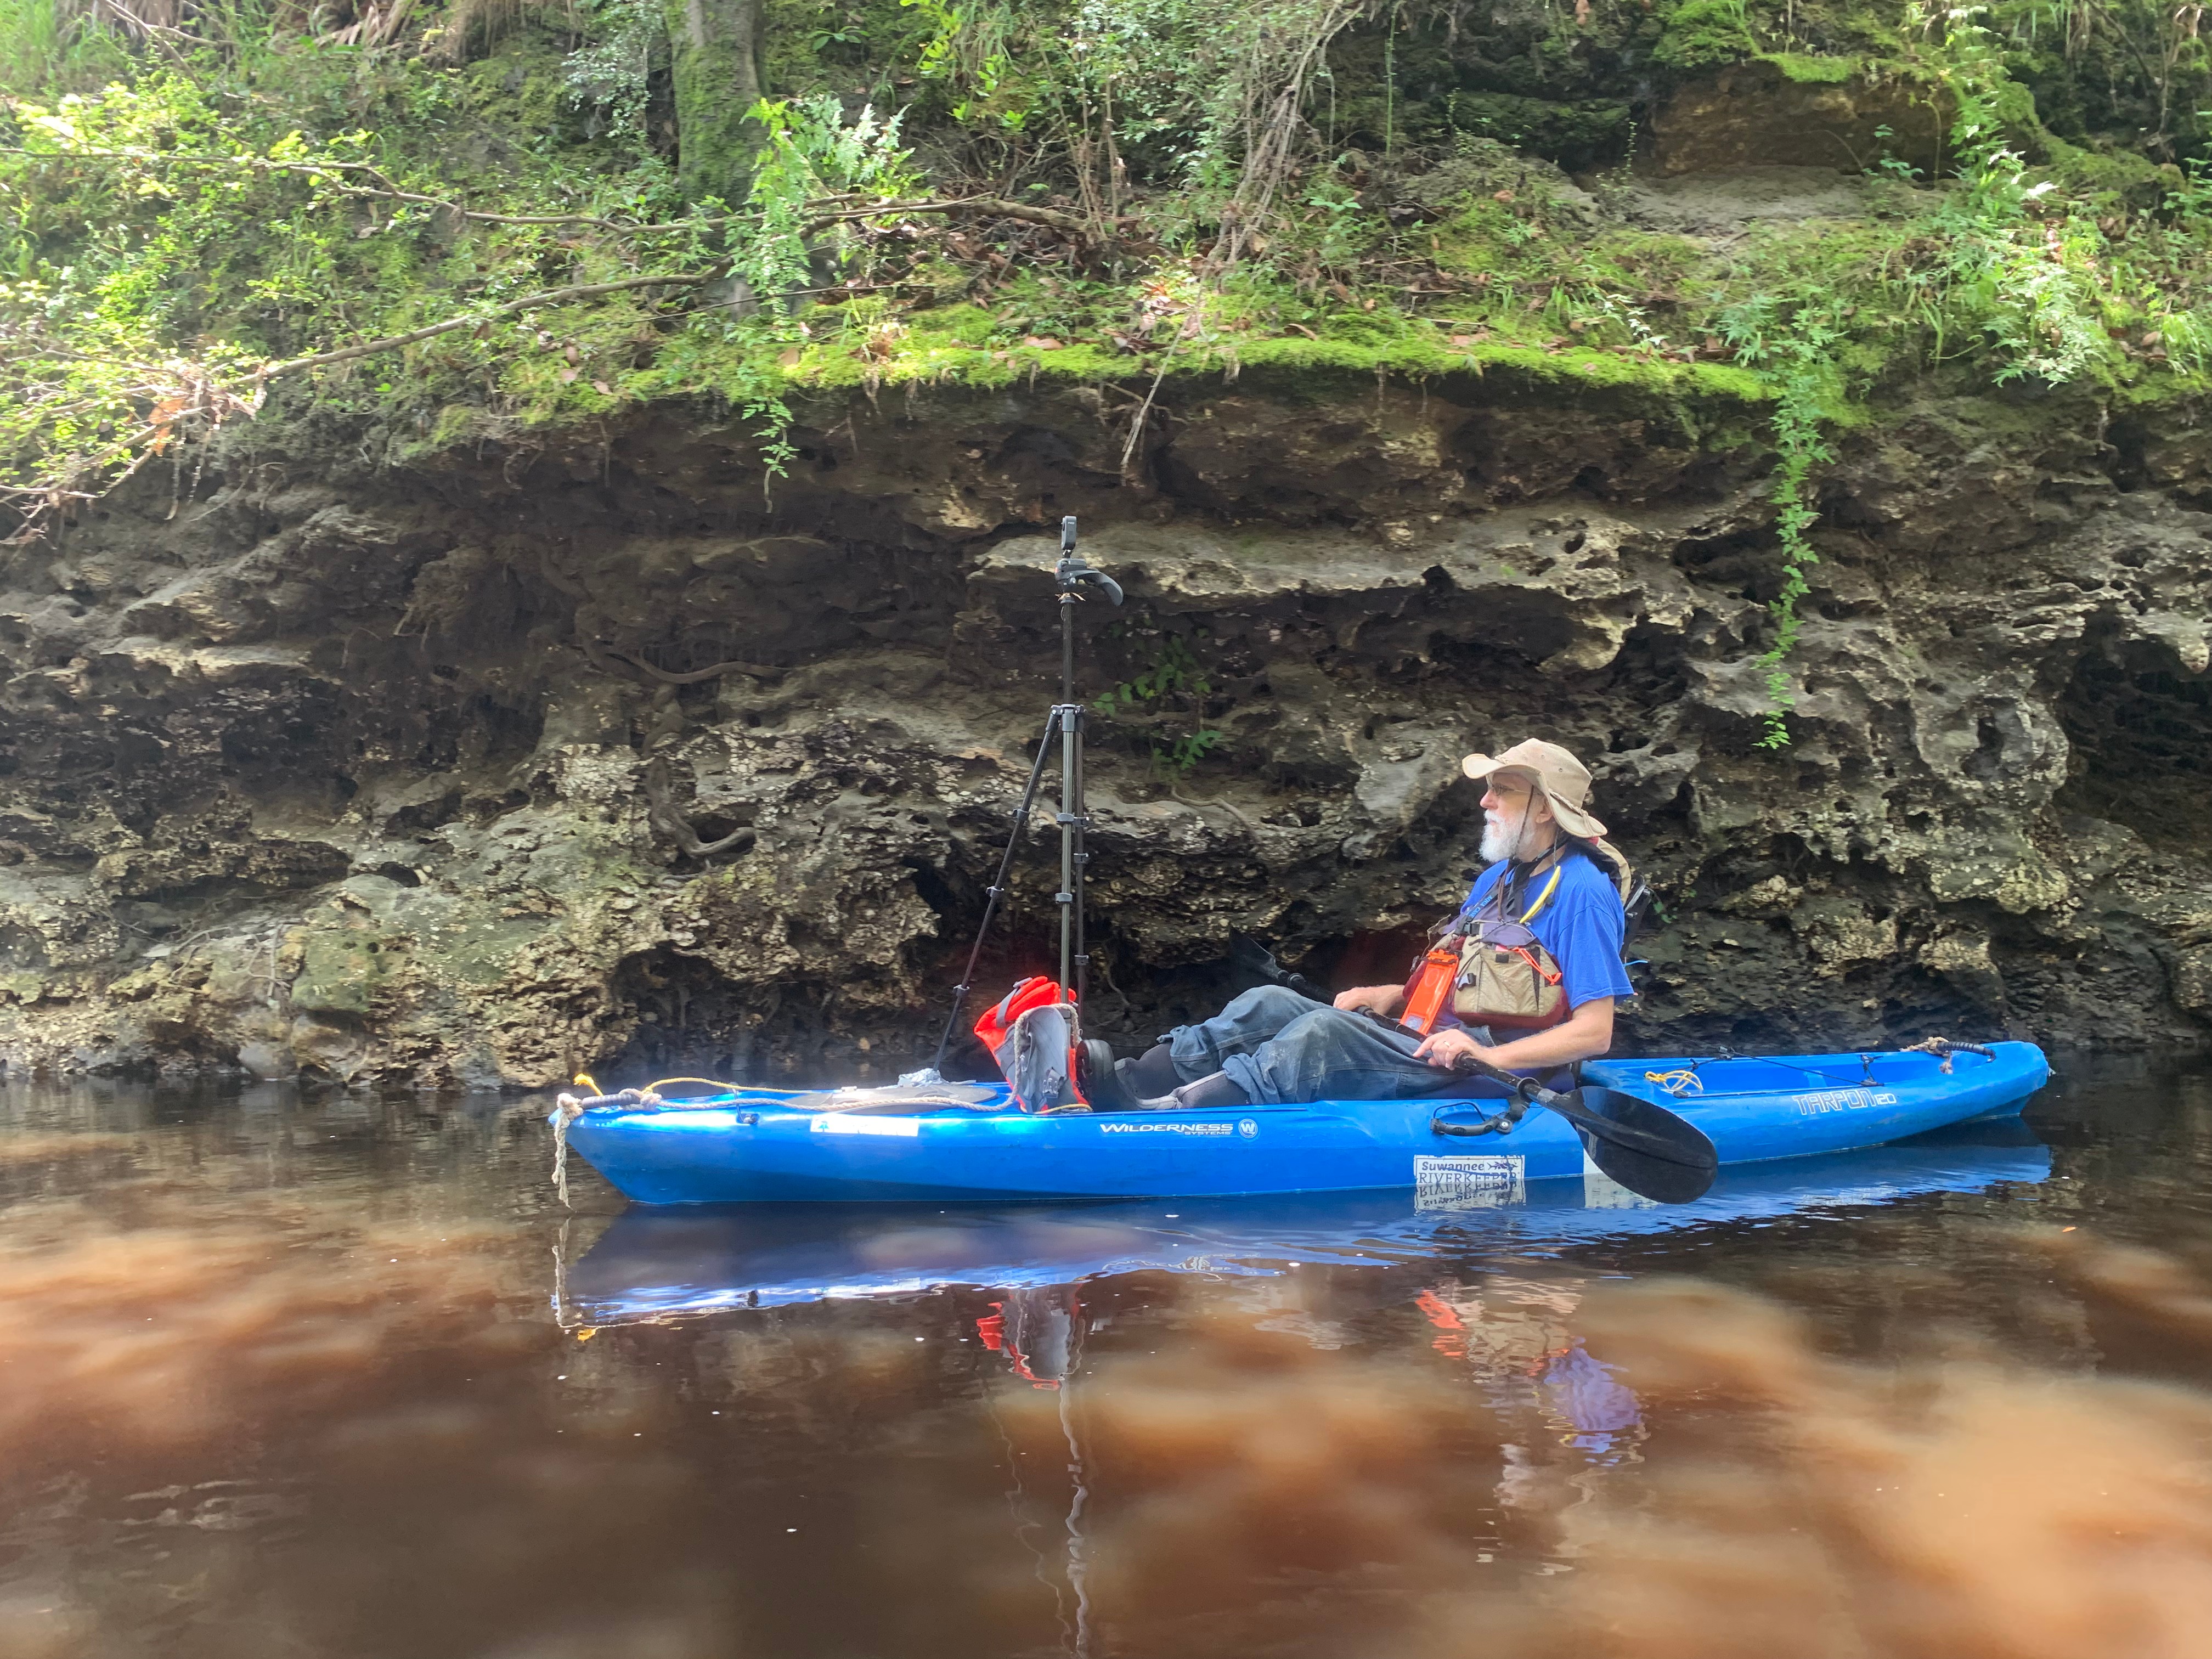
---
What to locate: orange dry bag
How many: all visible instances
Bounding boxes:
[1399,943,1464,1036]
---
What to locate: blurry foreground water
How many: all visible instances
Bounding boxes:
[3,1058,2211,1659]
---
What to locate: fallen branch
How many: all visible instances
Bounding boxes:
[0,147,629,230]
[327,182,628,229]
[1,150,1107,243]
[804,195,1103,239]
[256,272,715,379]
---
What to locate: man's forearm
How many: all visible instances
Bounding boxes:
[1482,1001,1614,1071]
[1335,983,1407,1017]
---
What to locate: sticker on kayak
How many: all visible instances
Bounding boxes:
[1099,1120,1235,1136]
[810,1114,923,1138]
[1415,1154,1525,1210]
[1791,1088,1899,1116]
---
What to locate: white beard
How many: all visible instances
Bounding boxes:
[1482,811,1555,864]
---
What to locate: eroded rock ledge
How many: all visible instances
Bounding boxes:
[2,369,2207,1086]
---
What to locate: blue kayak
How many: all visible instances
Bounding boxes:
[557,1041,2051,1206]
[557,1125,2053,1323]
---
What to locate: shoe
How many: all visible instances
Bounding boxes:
[1143,1070,1249,1111]
[1077,1040,1144,1111]
[1120,1040,1183,1098]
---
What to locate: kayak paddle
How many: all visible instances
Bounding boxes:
[1434,1052,1718,1205]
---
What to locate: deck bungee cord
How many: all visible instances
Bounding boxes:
[1633,1037,2001,1096]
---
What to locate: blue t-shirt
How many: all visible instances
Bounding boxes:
[1456,848,1634,1013]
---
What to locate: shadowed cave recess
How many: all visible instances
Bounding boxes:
[2,367,2209,1088]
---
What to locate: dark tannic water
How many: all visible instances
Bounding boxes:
[3,1059,2212,1659]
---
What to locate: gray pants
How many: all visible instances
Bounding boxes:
[1163,985,1560,1106]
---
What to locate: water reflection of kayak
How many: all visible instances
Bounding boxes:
[557,1124,2051,1325]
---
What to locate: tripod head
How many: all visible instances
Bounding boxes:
[1055,515,1124,607]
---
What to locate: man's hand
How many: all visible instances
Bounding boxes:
[1414,1027,1486,1072]
[1333,984,1404,1017]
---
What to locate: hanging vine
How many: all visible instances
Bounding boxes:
[1720,292,1843,751]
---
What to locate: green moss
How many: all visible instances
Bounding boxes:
[1583,228,1705,288]
[2044,138,2179,210]
[434,916,554,987]
[1759,52,1857,84]
[427,402,479,448]
[1653,0,1758,72]
[805,333,1125,390]
[905,302,1002,347]
[608,274,1778,428]
[808,314,1767,412]
[291,929,397,1016]
[459,35,579,137]
[662,0,766,202]
[1430,198,1568,284]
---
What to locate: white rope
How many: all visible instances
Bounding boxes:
[550,1094,585,1210]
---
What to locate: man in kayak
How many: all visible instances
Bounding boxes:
[1080,739,1636,1111]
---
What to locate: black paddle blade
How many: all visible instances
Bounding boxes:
[1229,936,1326,1003]
[1230,935,1285,982]
[1554,1085,1718,1205]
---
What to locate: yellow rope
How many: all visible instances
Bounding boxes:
[1644,1068,1704,1097]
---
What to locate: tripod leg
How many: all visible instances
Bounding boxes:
[924,706,1061,1077]
[1070,702,1091,1008]
[1057,699,1078,998]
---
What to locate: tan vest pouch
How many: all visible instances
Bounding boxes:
[1450,925,1568,1029]
[1447,860,1571,1030]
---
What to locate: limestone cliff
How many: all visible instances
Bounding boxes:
[3,297,2208,1085]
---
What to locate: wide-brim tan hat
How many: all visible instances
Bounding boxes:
[1461,738,1607,839]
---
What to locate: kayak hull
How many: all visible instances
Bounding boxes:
[562,1041,2052,1206]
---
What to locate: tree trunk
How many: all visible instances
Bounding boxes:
[662,0,764,204]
